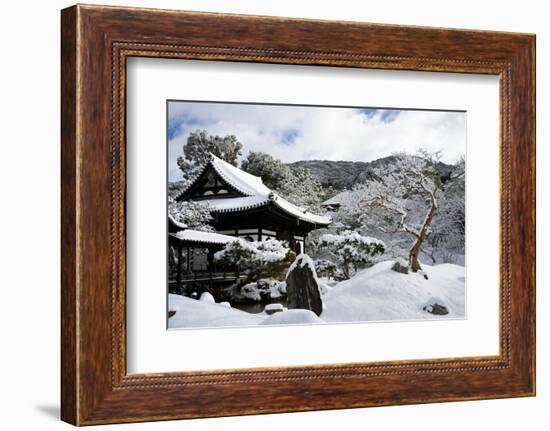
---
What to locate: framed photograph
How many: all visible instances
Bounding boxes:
[164,100,466,330]
[61,4,536,425]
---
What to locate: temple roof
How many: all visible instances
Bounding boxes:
[178,154,331,227]
[321,190,351,208]
[170,229,237,246]
[168,214,188,232]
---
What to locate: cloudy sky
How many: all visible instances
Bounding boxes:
[168,101,466,182]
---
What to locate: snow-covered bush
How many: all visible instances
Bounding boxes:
[314,259,338,279]
[319,231,385,279]
[235,279,288,303]
[240,283,263,301]
[214,238,289,266]
[268,280,286,298]
[257,279,287,299]
[214,238,296,285]
[168,198,214,232]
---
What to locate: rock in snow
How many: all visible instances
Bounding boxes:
[264,303,284,315]
[391,259,409,274]
[286,254,323,316]
[422,297,449,315]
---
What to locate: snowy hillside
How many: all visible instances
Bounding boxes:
[168,260,465,329]
[288,154,454,190]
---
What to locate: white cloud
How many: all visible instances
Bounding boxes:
[168,102,466,181]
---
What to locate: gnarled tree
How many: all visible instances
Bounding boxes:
[359,150,464,272]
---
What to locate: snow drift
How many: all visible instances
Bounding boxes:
[321,260,465,322]
[168,294,263,328]
[168,260,465,329]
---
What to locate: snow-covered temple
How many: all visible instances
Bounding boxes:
[175,153,331,255]
[169,154,330,297]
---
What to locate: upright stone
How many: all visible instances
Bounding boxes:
[286,255,323,316]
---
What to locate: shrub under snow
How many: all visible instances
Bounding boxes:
[214,238,288,265]
[319,230,385,279]
[236,279,287,303]
[214,238,295,283]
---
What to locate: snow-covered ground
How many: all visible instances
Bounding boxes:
[168,260,465,329]
[321,261,465,322]
[169,294,264,328]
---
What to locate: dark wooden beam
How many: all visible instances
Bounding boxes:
[176,245,183,292]
[207,249,214,293]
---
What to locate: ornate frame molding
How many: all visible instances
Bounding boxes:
[61,5,535,425]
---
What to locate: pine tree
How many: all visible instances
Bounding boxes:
[319,231,385,279]
[177,129,242,179]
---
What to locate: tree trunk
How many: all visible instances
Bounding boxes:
[342,258,351,280]
[408,195,438,273]
[207,249,214,296]
[176,245,184,294]
[409,241,423,272]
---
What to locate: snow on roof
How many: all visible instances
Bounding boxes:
[207,154,331,226]
[168,213,188,229]
[199,195,270,212]
[210,154,272,197]
[270,193,331,225]
[171,229,237,245]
